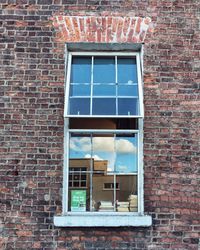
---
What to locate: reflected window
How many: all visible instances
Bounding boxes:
[104,183,120,190]
[64,51,143,214]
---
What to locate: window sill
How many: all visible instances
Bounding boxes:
[54,213,152,227]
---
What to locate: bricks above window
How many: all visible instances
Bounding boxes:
[51,15,153,43]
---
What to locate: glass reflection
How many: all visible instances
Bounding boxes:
[69,134,91,159]
[71,57,91,84]
[93,57,115,83]
[69,98,90,115]
[92,135,115,173]
[118,85,138,97]
[118,57,138,84]
[70,84,91,96]
[92,175,115,212]
[116,175,138,212]
[69,134,91,211]
[93,84,116,96]
[118,98,138,115]
[68,132,138,212]
[115,134,138,173]
[93,98,116,115]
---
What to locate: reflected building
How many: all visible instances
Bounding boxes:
[69,158,137,212]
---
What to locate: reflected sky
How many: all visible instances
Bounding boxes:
[93,57,115,83]
[93,98,116,115]
[69,98,90,115]
[69,134,138,173]
[69,56,139,115]
[118,57,138,84]
[71,57,91,84]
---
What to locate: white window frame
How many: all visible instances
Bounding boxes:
[64,52,144,118]
[54,48,152,227]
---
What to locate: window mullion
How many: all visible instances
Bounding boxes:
[90,134,93,211]
[114,133,116,212]
[90,56,94,115]
[64,53,72,117]
[64,119,70,214]
[138,118,144,214]
[115,56,118,115]
[136,53,144,117]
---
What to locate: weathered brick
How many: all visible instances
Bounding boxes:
[0,1,199,250]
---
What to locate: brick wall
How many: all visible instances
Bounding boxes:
[0,1,200,249]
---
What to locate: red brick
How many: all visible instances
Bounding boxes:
[0,1,199,250]
[52,16,152,43]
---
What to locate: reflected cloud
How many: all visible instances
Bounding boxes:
[117,165,128,171]
[93,137,114,152]
[84,154,104,161]
[70,136,136,154]
[70,137,91,152]
[116,139,136,153]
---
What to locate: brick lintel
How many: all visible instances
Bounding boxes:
[51,15,153,43]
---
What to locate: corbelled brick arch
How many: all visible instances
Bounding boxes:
[51,15,153,43]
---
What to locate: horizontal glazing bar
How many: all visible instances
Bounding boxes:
[69,96,138,98]
[70,52,138,56]
[69,171,138,175]
[70,83,91,85]
[65,115,143,118]
[70,83,138,85]
[69,129,139,133]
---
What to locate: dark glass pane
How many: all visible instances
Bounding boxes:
[69,98,90,115]
[118,57,138,84]
[69,118,138,130]
[70,84,90,96]
[81,181,86,187]
[93,57,115,83]
[118,98,138,115]
[93,84,116,96]
[118,85,138,97]
[71,57,91,84]
[93,98,116,115]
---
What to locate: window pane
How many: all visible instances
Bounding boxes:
[93,98,116,115]
[118,57,138,84]
[70,84,91,96]
[93,57,115,83]
[68,133,139,212]
[92,135,115,173]
[118,98,138,115]
[69,134,91,211]
[116,175,138,212]
[69,98,90,115]
[118,85,138,97]
[69,133,91,157]
[93,84,116,96]
[71,57,91,84]
[115,134,138,173]
[69,118,138,130]
[92,175,115,212]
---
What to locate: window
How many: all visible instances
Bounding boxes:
[103,182,120,190]
[65,53,143,117]
[54,49,152,227]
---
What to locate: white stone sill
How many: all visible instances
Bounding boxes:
[54,213,152,227]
